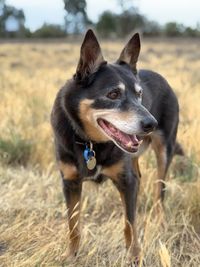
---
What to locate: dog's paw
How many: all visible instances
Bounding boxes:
[152,205,166,228]
[60,248,78,262]
[130,256,140,267]
[126,246,141,267]
[126,257,140,267]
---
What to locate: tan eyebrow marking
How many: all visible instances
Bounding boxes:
[118,82,125,90]
[135,83,142,93]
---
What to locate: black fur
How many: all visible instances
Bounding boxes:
[50,29,182,262]
[51,66,179,178]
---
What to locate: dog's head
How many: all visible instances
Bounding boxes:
[64,29,157,154]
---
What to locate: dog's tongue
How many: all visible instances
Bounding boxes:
[114,128,139,147]
[98,119,140,152]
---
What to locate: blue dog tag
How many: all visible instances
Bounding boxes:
[83,144,96,170]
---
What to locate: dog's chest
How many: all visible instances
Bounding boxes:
[83,165,106,183]
[77,142,123,181]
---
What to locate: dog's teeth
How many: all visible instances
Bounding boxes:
[127,141,132,147]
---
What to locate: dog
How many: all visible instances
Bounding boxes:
[51,29,183,265]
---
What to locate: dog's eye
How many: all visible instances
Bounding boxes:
[107,89,121,100]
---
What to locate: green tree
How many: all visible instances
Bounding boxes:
[63,0,91,34]
[96,11,118,37]
[117,8,145,37]
[116,0,134,11]
[33,23,66,38]
[184,26,199,37]
[143,20,161,37]
[96,8,145,38]
[164,22,185,37]
[0,0,6,36]
[63,0,87,19]
[0,0,27,37]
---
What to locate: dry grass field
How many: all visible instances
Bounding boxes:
[0,38,200,267]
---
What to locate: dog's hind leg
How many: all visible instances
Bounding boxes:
[151,132,175,214]
[59,162,82,258]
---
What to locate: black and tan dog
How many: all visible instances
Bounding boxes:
[51,29,182,265]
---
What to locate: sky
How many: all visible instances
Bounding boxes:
[7,0,200,31]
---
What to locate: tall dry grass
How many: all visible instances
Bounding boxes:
[0,38,200,266]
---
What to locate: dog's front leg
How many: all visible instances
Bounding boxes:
[115,168,140,265]
[62,179,82,257]
[104,159,141,265]
[59,162,82,257]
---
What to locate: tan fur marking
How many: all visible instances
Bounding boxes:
[120,192,140,258]
[58,161,81,256]
[135,83,142,94]
[79,99,108,142]
[68,199,81,255]
[132,158,141,178]
[118,82,125,90]
[102,160,124,182]
[79,99,138,142]
[58,161,78,180]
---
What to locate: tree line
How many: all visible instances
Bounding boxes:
[0,0,200,38]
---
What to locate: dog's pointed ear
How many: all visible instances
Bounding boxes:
[75,29,106,81]
[117,33,140,74]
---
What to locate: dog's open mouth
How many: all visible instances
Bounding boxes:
[97,119,143,153]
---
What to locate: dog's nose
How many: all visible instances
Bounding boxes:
[141,117,158,133]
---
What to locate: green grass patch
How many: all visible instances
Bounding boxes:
[172,156,199,183]
[0,134,32,166]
